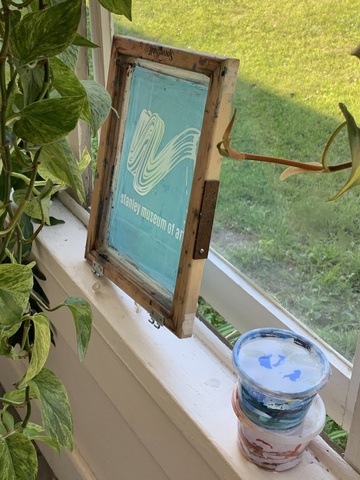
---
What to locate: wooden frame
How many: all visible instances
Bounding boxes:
[86,35,239,338]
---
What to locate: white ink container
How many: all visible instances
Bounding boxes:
[231,385,326,471]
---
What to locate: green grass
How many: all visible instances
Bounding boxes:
[197,297,241,346]
[114,1,360,363]
[115,0,359,115]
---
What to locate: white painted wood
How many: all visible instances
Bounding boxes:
[201,249,353,430]
[60,190,355,432]
[8,197,355,480]
[344,334,360,470]
[311,436,360,479]
[88,0,113,86]
[30,3,359,475]
[68,4,92,206]
[83,0,360,461]
[345,389,360,472]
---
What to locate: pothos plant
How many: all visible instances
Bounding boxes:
[0,0,131,478]
[218,45,360,202]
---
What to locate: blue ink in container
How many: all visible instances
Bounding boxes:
[232,328,331,430]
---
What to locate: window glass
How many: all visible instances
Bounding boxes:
[212,142,358,361]
[114,0,360,361]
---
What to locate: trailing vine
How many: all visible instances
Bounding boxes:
[0,0,132,478]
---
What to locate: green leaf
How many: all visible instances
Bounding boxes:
[3,388,27,405]
[0,418,7,436]
[0,264,33,326]
[72,33,99,49]
[22,422,43,435]
[329,104,360,201]
[4,64,19,118]
[0,322,23,358]
[10,0,82,63]
[38,178,54,201]
[17,63,46,107]
[11,146,30,170]
[79,148,91,174]
[31,433,61,453]
[58,44,79,71]
[0,432,38,480]
[12,189,51,225]
[1,411,15,433]
[23,422,61,454]
[12,93,24,113]
[38,138,85,203]
[14,96,84,145]
[19,213,34,258]
[63,297,92,362]
[9,8,21,28]
[0,323,20,341]
[48,216,65,226]
[97,0,132,19]
[0,336,14,357]
[50,57,91,124]
[29,368,73,450]
[18,314,51,387]
[81,80,111,134]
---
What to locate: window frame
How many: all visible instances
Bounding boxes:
[85,35,239,338]
[87,3,360,473]
[43,193,360,479]
[201,250,360,466]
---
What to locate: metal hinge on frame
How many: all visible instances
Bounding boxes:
[92,260,104,277]
[149,309,165,329]
[193,180,220,260]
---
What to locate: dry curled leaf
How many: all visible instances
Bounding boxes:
[280,163,324,180]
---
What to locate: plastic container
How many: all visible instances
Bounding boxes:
[231,384,326,471]
[232,328,331,430]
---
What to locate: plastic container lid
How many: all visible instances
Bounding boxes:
[232,328,331,398]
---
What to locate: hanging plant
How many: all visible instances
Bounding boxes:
[0,0,132,478]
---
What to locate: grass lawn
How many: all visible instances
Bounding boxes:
[114,1,360,362]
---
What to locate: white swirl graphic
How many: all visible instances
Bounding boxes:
[127,109,200,196]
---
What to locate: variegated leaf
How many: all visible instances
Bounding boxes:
[13,96,85,145]
[0,433,37,480]
[37,138,85,204]
[0,264,33,326]
[97,0,132,19]
[63,297,92,362]
[29,368,73,451]
[12,189,51,225]
[10,0,82,63]
[81,80,111,134]
[18,314,51,387]
[50,57,91,125]
[23,423,61,454]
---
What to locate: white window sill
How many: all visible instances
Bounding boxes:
[32,197,359,480]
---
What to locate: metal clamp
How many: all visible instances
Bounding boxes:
[92,260,104,277]
[149,309,164,329]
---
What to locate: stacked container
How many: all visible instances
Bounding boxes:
[231,328,331,471]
